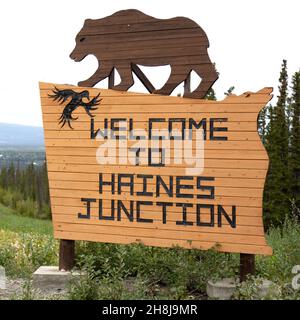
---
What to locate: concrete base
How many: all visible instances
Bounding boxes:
[255,279,276,298]
[207,278,276,300]
[0,266,6,290]
[207,278,237,300]
[33,266,80,293]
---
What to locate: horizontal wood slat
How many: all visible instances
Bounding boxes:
[52,222,266,245]
[51,203,263,217]
[43,121,258,131]
[46,148,268,160]
[43,130,261,141]
[44,140,266,150]
[49,191,263,208]
[42,104,265,113]
[46,163,267,179]
[52,214,263,236]
[49,185,263,200]
[46,155,268,170]
[41,112,260,122]
[54,230,272,255]
[48,174,265,188]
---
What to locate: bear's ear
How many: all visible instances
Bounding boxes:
[84,18,93,26]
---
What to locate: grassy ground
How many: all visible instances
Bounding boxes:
[0,204,300,300]
[0,204,57,279]
[0,203,52,235]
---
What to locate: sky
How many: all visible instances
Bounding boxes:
[0,0,299,126]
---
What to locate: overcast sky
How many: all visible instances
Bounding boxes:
[0,0,299,126]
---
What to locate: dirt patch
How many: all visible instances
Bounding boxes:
[0,277,67,300]
[0,278,25,299]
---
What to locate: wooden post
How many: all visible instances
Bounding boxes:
[131,64,155,93]
[240,253,255,282]
[184,72,191,96]
[59,240,75,271]
[108,68,115,89]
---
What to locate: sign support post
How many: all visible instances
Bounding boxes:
[240,253,255,282]
[59,240,75,271]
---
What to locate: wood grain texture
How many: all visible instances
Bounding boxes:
[69,9,218,98]
[40,82,273,255]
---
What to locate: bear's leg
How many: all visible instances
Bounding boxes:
[78,63,113,87]
[185,63,218,99]
[153,66,189,96]
[113,64,134,91]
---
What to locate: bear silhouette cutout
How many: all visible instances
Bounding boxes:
[70,9,218,99]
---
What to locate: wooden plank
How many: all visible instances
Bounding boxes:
[49,190,262,207]
[44,139,265,150]
[51,203,263,217]
[46,163,267,179]
[48,180,263,197]
[53,230,272,255]
[52,206,262,225]
[47,173,265,187]
[40,91,271,104]
[52,215,264,236]
[46,148,268,160]
[41,112,260,122]
[51,212,263,231]
[45,155,268,170]
[73,39,208,55]
[53,222,267,245]
[80,21,200,36]
[43,130,261,141]
[71,32,207,45]
[41,103,264,113]
[43,121,259,132]
[41,97,271,109]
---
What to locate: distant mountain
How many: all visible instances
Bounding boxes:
[0,123,44,148]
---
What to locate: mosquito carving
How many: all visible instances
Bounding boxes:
[48,87,101,129]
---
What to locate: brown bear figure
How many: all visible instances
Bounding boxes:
[70,9,218,99]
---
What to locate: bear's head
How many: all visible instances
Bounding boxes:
[70,19,95,62]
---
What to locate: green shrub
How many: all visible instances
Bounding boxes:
[0,187,50,220]
[0,229,58,277]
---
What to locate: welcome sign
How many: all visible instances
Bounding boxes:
[40,82,272,255]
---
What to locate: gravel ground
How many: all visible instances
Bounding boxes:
[0,278,67,300]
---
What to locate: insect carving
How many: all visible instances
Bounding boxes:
[48,87,101,129]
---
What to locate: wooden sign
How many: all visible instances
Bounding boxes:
[40,82,273,255]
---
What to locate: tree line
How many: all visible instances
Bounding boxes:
[0,161,50,219]
[259,60,300,227]
[209,60,300,228]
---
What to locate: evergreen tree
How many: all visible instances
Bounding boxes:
[258,105,269,144]
[0,160,51,219]
[224,86,235,96]
[289,70,300,217]
[264,60,291,226]
[205,87,217,100]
